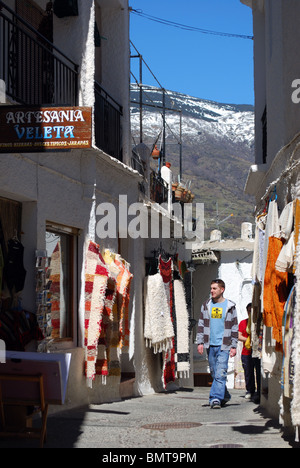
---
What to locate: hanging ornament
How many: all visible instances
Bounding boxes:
[152,145,160,160]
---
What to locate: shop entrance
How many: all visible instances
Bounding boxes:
[0,196,23,312]
[0,196,43,352]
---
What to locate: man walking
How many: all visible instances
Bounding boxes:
[197,279,238,409]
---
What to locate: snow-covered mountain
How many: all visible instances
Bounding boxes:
[130,85,255,238]
[131,85,254,148]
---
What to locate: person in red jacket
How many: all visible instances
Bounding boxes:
[239,303,255,400]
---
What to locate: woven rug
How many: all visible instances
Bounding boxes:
[95,250,120,382]
[144,273,174,353]
[84,241,109,386]
[103,251,124,380]
[95,275,117,383]
[114,255,133,352]
[159,256,176,388]
[174,279,190,378]
[49,241,61,339]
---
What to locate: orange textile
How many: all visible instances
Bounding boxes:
[263,236,288,346]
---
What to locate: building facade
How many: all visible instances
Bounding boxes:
[192,225,254,390]
[242,0,300,435]
[0,0,193,410]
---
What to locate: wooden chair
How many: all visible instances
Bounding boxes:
[0,374,48,448]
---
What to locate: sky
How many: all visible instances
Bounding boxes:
[129,0,254,105]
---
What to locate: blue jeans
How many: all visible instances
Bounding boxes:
[207,346,231,405]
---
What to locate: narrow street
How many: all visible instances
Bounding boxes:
[0,387,297,449]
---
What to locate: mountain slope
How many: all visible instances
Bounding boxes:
[130,85,255,239]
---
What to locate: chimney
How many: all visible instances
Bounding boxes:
[161,162,173,215]
[241,222,252,241]
[210,229,222,241]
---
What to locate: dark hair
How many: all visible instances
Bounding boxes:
[246,303,252,309]
[211,279,225,289]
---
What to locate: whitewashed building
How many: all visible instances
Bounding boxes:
[192,225,254,389]
[0,0,192,412]
[242,0,300,435]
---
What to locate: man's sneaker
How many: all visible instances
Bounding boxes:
[221,396,231,407]
[245,392,252,399]
[211,399,221,409]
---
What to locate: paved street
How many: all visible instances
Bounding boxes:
[0,387,298,449]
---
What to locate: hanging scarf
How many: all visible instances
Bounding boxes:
[95,275,117,384]
[159,256,176,388]
[84,241,109,386]
[114,256,133,352]
[174,279,190,379]
[263,236,288,349]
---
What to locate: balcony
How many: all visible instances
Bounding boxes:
[0,1,78,106]
[150,170,168,205]
[0,1,123,161]
[94,82,123,161]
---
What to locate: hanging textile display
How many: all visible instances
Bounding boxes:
[291,232,300,432]
[263,236,288,348]
[251,213,266,284]
[250,282,263,359]
[49,241,61,340]
[84,241,109,386]
[248,193,300,436]
[107,254,123,379]
[114,255,133,352]
[143,250,191,388]
[144,273,174,353]
[158,255,176,388]
[84,244,133,386]
[177,259,187,279]
[36,251,52,340]
[281,285,296,400]
[95,274,117,383]
[173,279,190,378]
[276,232,295,273]
[293,199,300,274]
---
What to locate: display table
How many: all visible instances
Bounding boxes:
[0,373,48,447]
[0,351,71,448]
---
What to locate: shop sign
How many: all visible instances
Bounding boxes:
[0,106,92,152]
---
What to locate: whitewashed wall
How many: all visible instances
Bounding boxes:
[193,249,253,389]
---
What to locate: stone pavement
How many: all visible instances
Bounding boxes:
[0,387,298,449]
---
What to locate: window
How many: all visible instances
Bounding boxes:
[46,223,78,341]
